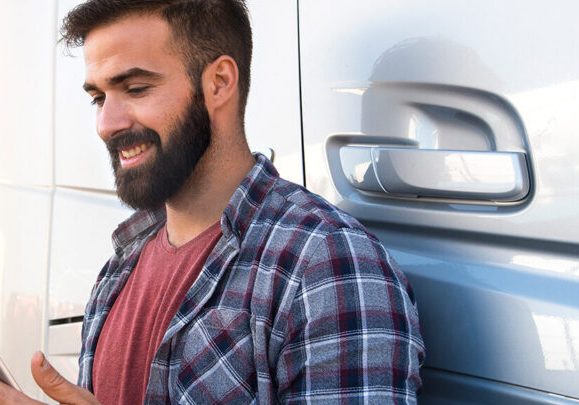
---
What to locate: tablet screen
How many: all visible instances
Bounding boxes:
[0,357,21,391]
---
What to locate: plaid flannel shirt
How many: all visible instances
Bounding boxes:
[78,154,425,404]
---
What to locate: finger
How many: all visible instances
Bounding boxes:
[30,352,99,405]
[0,381,45,405]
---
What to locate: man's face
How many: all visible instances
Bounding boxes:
[83,14,210,210]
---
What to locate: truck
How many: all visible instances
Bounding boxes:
[1,1,578,403]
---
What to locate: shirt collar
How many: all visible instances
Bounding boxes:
[111,153,279,255]
[221,153,279,240]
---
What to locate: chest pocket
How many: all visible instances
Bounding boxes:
[176,308,257,403]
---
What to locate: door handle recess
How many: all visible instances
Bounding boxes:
[340,146,530,202]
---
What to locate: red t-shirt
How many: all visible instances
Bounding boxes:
[92,222,222,405]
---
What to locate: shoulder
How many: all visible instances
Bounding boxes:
[261,176,369,237]
[269,183,425,403]
[252,176,414,296]
[262,177,390,263]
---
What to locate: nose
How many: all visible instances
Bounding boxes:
[96,96,133,142]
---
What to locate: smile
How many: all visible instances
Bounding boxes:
[120,143,152,159]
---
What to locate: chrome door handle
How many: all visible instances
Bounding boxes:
[340,146,530,202]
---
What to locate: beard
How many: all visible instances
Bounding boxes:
[105,89,211,210]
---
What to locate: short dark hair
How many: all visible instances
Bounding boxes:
[61,0,253,119]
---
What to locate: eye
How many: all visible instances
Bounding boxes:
[127,86,150,96]
[90,94,105,107]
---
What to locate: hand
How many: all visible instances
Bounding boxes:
[0,352,99,405]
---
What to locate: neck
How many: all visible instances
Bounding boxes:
[163,136,255,248]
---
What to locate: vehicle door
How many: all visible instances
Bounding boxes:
[299,1,579,402]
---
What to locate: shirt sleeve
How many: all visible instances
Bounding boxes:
[276,228,425,404]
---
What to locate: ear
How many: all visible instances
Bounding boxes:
[202,55,240,116]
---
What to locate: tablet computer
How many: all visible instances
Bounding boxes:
[0,357,21,391]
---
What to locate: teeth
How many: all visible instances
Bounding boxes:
[121,143,149,159]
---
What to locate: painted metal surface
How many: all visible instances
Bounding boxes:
[420,368,579,404]
[0,186,51,399]
[299,0,579,401]
[49,189,131,320]
[0,1,55,188]
[0,0,57,400]
[245,0,303,185]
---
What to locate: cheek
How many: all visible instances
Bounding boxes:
[135,82,193,133]
[132,105,173,134]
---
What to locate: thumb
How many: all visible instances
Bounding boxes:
[30,352,99,405]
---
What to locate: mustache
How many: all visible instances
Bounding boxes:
[106,129,161,155]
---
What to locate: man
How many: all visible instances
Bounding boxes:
[0,0,424,403]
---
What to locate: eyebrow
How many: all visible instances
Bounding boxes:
[83,67,164,92]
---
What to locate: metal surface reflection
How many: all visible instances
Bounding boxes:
[532,314,579,371]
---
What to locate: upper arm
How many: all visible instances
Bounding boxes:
[276,228,425,404]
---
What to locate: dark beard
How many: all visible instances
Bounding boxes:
[105,90,211,210]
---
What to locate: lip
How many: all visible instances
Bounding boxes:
[118,142,154,169]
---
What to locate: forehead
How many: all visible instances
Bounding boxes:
[83,13,184,83]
